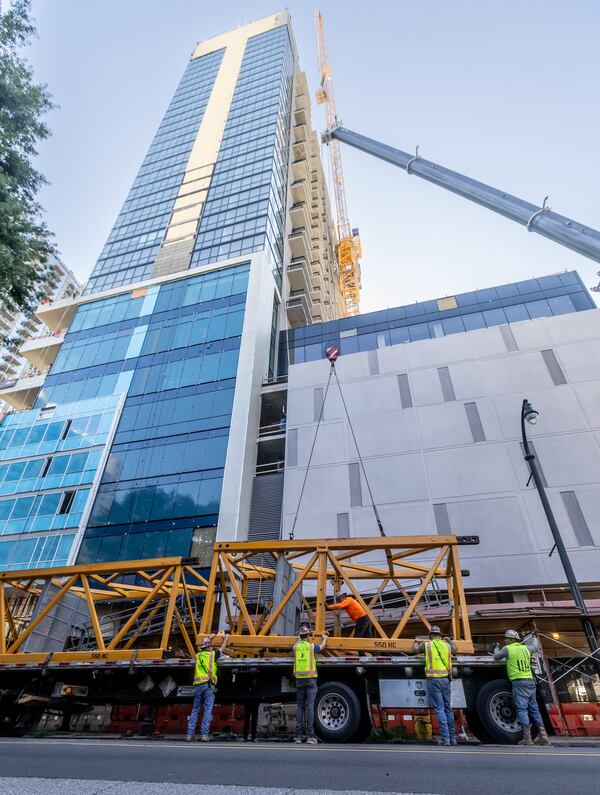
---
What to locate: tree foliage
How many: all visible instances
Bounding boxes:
[0,0,54,311]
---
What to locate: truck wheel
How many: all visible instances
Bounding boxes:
[314,682,362,743]
[475,679,521,744]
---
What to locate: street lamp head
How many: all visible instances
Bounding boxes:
[523,400,539,425]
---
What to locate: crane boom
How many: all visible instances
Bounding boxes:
[324,125,600,265]
[315,12,362,316]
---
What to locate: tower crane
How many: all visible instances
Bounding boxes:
[315,11,362,317]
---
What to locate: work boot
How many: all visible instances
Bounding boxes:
[294,736,303,744]
[306,736,318,744]
[437,739,451,746]
[185,735,195,743]
[200,735,209,742]
[534,726,550,745]
[518,728,533,746]
[450,738,458,746]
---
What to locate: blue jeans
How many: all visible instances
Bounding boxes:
[187,684,216,738]
[296,679,318,737]
[428,677,455,742]
[512,678,543,730]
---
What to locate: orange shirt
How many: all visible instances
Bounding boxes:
[329,596,366,622]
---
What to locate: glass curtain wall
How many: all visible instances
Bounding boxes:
[0,396,120,570]
[32,264,249,564]
[84,48,225,295]
[190,26,294,285]
[283,271,594,369]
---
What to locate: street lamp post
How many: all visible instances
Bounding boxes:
[520,398,599,657]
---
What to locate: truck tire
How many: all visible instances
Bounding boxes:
[314,682,363,743]
[474,679,522,744]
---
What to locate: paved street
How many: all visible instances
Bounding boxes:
[0,738,599,794]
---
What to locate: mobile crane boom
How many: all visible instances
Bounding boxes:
[323,125,600,265]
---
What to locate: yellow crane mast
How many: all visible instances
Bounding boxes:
[315,10,362,317]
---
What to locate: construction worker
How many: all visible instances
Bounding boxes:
[186,631,229,742]
[494,629,549,746]
[413,626,457,746]
[293,625,328,744]
[326,591,373,638]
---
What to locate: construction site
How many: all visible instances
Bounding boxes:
[1,7,600,752]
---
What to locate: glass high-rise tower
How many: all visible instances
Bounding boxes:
[0,11,343,569]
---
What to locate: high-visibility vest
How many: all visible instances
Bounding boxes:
[194,650,217,685]
[294,641,317,679]
[506,642,532,681]
[424,639,451,678]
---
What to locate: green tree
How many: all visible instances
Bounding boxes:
[0,0,54,312]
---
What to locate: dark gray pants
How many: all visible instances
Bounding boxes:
[296,679,317,737]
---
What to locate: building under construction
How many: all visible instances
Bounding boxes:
[0,10,599,737]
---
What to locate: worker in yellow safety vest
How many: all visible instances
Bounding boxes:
[293,625,328,744]
[494,629,549,746]
[413,626,458,746]
[186,631,229,742]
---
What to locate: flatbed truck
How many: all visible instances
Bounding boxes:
[0,535,546,744]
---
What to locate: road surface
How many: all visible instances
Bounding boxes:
[0,738,598,794]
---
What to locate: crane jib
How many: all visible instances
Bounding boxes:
[326,126,600,265]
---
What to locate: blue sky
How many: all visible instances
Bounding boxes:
[28,0,600,312]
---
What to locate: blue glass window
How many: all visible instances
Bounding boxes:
[483,308,507,327]
[504,304,530,323]
[525,299,552,319]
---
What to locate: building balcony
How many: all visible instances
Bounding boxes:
[19,331,65,371]
[292,138,308,161]
[36,294,80,333]
[295,92,309,112]
[292,158,310,184]
[291,179,309,205]
[289,202,310,231]
[288,227,310,261]
[293,123,308,144]
[286,292,312,329]
[294,106,307,127]
[0,368,48,411]
[287,258,311,294]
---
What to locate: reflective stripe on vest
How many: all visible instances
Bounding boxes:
[294,641,317,679]
[424,639,451,678]
[194,650,217,685]
[506,642,532,681]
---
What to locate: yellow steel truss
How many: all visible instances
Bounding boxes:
[0,536,474,664]
[201,535,473,654]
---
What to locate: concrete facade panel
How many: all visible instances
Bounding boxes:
[344,410,421,456]
[409,368,445,406]
[424,445,517,498]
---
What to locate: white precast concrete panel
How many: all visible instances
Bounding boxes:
[480,352,556,396]
[425,445,518,499]
[531,434,600,487]
[409,367,446,406]
[448,360,486,400]
[405,331,476,369]
[417,402,479,449]
[492,388,589,439]
[344,410,421,457]
[556,339,600,383]
[573,382,600,427]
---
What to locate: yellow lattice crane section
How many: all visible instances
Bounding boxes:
[315,11,362,317]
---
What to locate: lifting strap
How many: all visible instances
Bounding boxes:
[289,352,386,540]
